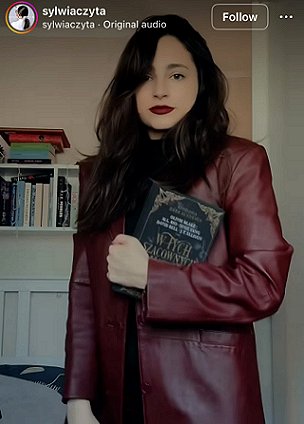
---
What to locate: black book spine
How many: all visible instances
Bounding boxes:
[56,176,66,227]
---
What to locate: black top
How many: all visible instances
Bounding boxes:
[122,137,168,423]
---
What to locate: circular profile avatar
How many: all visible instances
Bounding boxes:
[6,2,38,34]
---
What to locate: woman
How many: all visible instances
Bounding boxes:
[11,5,30,31]
[63,15,293,424]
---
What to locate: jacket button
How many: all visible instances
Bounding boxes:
[142,382,151,395]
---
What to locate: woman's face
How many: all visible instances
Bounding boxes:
[135,35,199,139]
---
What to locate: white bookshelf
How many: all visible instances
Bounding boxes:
[0,163,79,366]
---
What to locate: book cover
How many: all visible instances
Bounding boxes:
[112,181,224,299]
[0,176,12,226]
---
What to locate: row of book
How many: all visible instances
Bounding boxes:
[0,173,77,228]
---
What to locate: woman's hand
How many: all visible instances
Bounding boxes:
[67,399,100,424]
[107,234,149,290]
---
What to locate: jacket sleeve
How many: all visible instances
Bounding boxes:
[63,233,98,402]
[144,144,293,325]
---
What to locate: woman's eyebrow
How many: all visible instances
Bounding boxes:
[167,63,189,70]
[150,63,189,71]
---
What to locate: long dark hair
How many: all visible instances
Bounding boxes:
[17,6,30,30]
[78,14,229,233]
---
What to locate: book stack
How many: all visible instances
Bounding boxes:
[8,143,56,164]
[0,128,70,162]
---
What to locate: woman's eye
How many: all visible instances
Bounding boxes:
[144,74,152,81]
[170,73,184,80]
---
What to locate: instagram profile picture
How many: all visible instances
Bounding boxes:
[5,2,38,34]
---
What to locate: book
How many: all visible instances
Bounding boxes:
[0,176,12,226]
[7,158,55,164]
[23,182,32,227]
[30,184,36,226]
[62,183,72,227]
[56,176,68,227]
[112,181,224,299]
[41,183,50,227]
[16,181,25,226]
[34,183,44,227]
[11,172,53,184]
[10,142,56,155]
[10,182,17,226]
[0,127,70,153]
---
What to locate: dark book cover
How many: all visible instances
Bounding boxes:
[7,158,54,164]
[0,176,12,226]
[56,176,70,227]
[112,181,224,299]
[11,172,53,184]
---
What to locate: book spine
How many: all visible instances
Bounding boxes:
[16,181,25,226]
[7,158,54,164]
[11,173,53,183]
[8,133,63,143]
[34,183,43,227]
[70,186,79,229]
[30,184,36,226]
[9,152,55,159]
[7,137,64,153]
[0,177,12,226]
[41,183,50,227]
[10,142,56,153]
[56,176,66,227]
[48,177,53,227]
[23,182,32,227]
[62,183,71,227]
[10,182,17,226]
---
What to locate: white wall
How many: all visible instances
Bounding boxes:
[266,2,304,423]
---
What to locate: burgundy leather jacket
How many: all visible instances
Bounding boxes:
[63,137,293,424]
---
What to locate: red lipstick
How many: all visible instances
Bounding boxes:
[149,106,174,115]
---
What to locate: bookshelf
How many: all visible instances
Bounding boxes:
[0,163,79,366]
[0,163,79,232]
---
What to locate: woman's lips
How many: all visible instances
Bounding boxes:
[149,106,174,115]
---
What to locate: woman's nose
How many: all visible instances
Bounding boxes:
[152,78,168,99]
